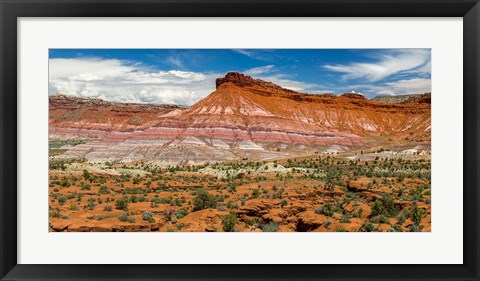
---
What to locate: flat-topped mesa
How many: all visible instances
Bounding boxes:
[49,94,186,112]
[49,74,432,163]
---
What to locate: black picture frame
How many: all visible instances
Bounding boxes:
[1,0,479,280]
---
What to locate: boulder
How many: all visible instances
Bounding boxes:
[296,211,328,231]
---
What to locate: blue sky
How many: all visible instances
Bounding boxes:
[49,49,431,105]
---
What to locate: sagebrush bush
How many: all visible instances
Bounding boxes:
[142,211,154,222]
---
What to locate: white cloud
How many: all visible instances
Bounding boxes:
[258,74,318,92]
[241,65,319,92]
[50,58,135,79]
[165,55,184,68]
[382,78,431,95]
[415,60,431,74]
[232,49,256,58]
[242,65,328,92]
[232,49,274,62]
[49,58,333,105]
[244,65,276,76]
[324,49,431,82]
[350,78,431,97]
[49,58,219,106]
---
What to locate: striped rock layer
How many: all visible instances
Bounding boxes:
[49,72,431,164]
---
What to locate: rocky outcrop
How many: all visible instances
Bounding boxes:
[296,211,328,231]
[371,92,431,104]
[216,72,257,88]
[401,93,431,104]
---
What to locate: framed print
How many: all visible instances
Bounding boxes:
[45,48,432,233]
[1,0,479,280]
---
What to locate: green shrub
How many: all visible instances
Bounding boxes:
[409,204,426,225]
[58,197,67,206]
[175,209,189,219]
[115,196,129,211]
[142,211,154,222]
[96,214,112,221]
[192,189,218,211]
[82,169,90,180]
[371,194,399,217]
[99,186,109,194]
[261,221,279,232]
[409,224,423,232]
[103,205,113,212]
[363,223,375,232]
[49,208,61,218]
[69,204,79,211]
[315,203,335,217]
[118,212,135,223]
[323,221,332,229]
[221,213,237,232]
[85,198,96,210]
[370,215,389,224]
[80,183,91,190]
[396,209,409,225]
[340,215,351,223]
[335,226,348,232]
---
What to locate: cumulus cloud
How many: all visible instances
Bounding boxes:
[49,58,333,105]
[49,58,219,106]
[350,78,431,97]
[50,58,135,79]
[324,49,431,82]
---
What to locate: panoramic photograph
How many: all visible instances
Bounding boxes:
[48,49,431,232]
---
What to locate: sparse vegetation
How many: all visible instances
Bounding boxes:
[118,212,136,223]
[49,145,430,232]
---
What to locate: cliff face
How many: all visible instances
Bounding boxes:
[49,94,186,139]
[49,72,431,164]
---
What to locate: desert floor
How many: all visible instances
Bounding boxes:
[49,146,431,232]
